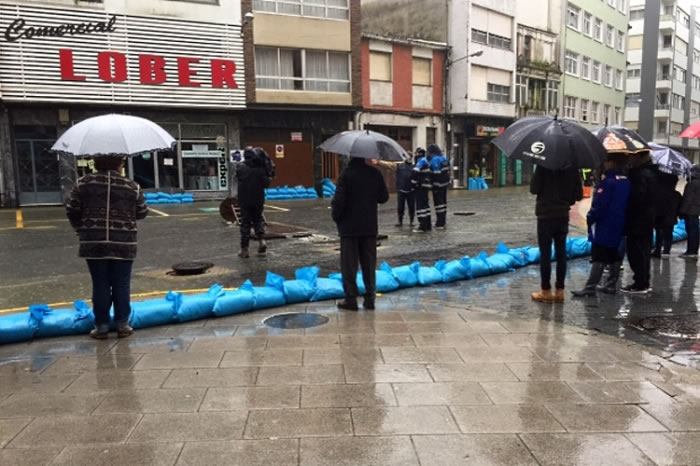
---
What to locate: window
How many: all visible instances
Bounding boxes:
[696,25,700,38]
[694,76,700,90]
[676,37,688,56]
[627,67,641,78]
[607,0,615,7]
[516,75,528,106]
[663,4,674,16]
[564,96,577,119]
[606,25,615,47]
[472,29,487,44]
[616,31,625,52]
[591,101,600,123]
[692,101,700,116]
[567,3,580,29]
[412,57,432,86]
[658,92,669,108]
[663,35,673,49]
[680,13,690,28]
[604,65,612,87]
[674,66,687,83]
[659,64,671,80]
[614,107,621,125]
[625,93,640,107]
[580,99,590,122]
[487,83,510,103]
[581,56,590,79]
[583,12,592,36]
[615,69,623,90]
[695,51,700,64]
[592,61,601,82]
[565,50,579,75]
[594,18,603,41]
[369,51,391,82]
[255,47,350,92]
[657,120,668,136]
[673,93,686,110]
[488,33,512,50]
[617,0,626,14]
[253,0,349,19]
[603,104,611,124]
[547,80,559,110]
[629,8,644,20]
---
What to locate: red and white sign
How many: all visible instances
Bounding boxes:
[291,132,303,142]
[0,3,246,109]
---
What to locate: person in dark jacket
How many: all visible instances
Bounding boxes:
[651,170,681,258]
[428,144,450,229]
[621,151,658,294]
[395,153,415,227]
[236,147,270,258]
[332,157,389,310]
[572,155,631,297]
[530,166,583,303]
[680,165,700,258]
[412,147,432,232]
[66,156,148,340]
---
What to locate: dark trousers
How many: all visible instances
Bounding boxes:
[86,259,133,332]
[537,218,569,290]
[432,188,447,227]
[684,215,700,254]
[240,204,265,248]
[653,225,674,255]
[397,191,415,225]
[340,236,377,304]
[627,229,653,289]
[415,188,431,231]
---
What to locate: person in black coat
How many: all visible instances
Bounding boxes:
[395,153,415,227]
[236,147,271,258]
[651,170,680,258]
[621,151,658,293]
[331,157,390,310]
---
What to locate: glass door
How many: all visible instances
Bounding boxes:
[16,140,61,205]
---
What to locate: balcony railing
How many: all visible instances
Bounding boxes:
[656,103,670,110]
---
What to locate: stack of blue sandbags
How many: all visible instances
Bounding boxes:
[468,177,489,191]
[265,186,318,200]
[144,192,195,205]
[2,228,692,345]
[322,178,336,198]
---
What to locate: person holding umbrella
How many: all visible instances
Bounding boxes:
[651,170,681,259]
[680,165,700,259]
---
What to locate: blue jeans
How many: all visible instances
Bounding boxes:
[86,259,133,332]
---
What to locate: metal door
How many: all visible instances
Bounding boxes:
[16,139,61,205]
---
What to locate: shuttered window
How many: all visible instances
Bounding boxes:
[412,57,431,86]
[370,51,392,82]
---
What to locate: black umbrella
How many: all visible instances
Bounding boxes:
[491,116,607,170]
[590,125,650,154]
[319,130,407,161]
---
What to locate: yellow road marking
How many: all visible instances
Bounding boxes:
[0,225,57,232]
[148,207,169,217]
[264,204,290,212]
[15,210,23,229]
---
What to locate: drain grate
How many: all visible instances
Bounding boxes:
[632,315,700,339]
[170,262,214,276]
[264,313,330,329]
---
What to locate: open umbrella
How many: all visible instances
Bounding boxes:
[51,114,176,157]
[491,116,606,170]
[679,121,700,138]
[648,143,693,177]
[319,130,407,162]
[590,125,649,154]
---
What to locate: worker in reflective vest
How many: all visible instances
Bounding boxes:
[428,144,449,229]
[411,147,432,233]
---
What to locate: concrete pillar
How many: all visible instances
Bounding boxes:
[685,8,697,149]
[638,0,661,141]
[0,105,16,208]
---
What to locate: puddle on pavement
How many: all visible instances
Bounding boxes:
[632,315,700,339]
[264,312,329,329]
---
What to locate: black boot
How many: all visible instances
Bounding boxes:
[598,261,622,294]
[571,262,605,297]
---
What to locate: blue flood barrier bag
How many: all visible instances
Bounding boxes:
[417,261,443,286]
[391,262,420,288]
[245,276,286,309]
[175,285,224,323]
[34,301,94,338]
[212,288,255,317]
[521,246,541,264]
[0,311,38,344]
[130,295,178,329]
[376,263,400,292]
[311,277,345,302]
[470,252,492,278]
[284,266,319,304]
[566,237,591,258]
[441,258,471,282]
[673,220,687,241]
[497,243,529,267]
[485,254,515,273]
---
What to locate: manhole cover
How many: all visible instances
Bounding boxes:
[170,262,214,276]
[632,315,700,339]
[263,313,330,329]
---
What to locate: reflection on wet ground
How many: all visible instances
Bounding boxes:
[2,259,700,465]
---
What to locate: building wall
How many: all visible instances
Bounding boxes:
[517,0,563,35]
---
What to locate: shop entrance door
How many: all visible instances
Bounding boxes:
[16,139,61,205]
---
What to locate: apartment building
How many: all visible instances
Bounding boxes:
[562,0,627,129]
[625,0,700,163]
[0,0,247,207]
[242,0,360,188]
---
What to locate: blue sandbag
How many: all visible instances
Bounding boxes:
[130,295,178,329]
[284,266,319,304]
[497,243,529,267]
[392,262,420,288]
[0,311,38,344]
[673,219,687,241]
[174,285,224,323]
[566,237,592,258]
[417,261,443,286]
[246,276,287,309]
[470,252,492,278]
[311,277,345,301]
[212,288,255,316]
[521,246,541,264]
[440,257,471,282]
[34,301,94,338]
[376,263,400,292]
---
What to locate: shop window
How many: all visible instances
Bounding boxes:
[181,142,228,191]
[412,58,432,86]
[370,51,392,81]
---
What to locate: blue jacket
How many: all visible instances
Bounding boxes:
[411,157,432,189]
[430,154,450,189]
[587,169,631,248]
[396,161,414,193]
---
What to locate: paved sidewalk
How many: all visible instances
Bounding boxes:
[2,291,700,465]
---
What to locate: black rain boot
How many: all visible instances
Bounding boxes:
[571,262,605,297]
[598,261,622,294]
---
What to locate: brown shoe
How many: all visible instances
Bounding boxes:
[531,289,554,303]
[553,289,565,303]
[238,248,249,258]
[89,329,108,340]
[257,240,267,256]
[117,326,134,338]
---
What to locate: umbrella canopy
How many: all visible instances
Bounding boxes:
[680,121,700,138]
[491,116,606,170]
[590,125,649,154]
[319,130,407,162]
[51,114,176,157]
[648,142,693,177]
